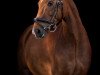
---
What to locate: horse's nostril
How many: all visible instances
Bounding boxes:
[33,28,45,38]
[35,29,43,38]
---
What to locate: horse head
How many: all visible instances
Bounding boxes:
[32,0,64,38]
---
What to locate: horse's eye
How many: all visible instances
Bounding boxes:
[48,1,53,6]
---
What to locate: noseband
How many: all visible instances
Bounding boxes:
[33,0,63,32]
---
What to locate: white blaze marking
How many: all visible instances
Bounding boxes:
[32,28,37,37]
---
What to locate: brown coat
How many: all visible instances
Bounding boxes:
[18,0,91,75]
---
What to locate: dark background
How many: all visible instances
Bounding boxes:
[2,0,98,75]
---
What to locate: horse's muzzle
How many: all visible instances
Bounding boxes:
[32,26,46,39]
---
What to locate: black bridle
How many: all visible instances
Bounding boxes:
[33,0,63,32]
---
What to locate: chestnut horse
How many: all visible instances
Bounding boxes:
[18,0,91,75]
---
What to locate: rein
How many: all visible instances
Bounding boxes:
[33,0,63,32]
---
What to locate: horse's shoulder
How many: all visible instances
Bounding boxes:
[18,25,33,48]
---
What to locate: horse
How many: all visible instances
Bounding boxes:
[18,0,91,75]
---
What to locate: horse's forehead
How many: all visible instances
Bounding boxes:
[40,0,56,3]
[40,0,44,3]
[40,0,48,3]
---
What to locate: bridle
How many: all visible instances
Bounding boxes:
[33,0,63,32]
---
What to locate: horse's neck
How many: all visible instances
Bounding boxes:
[44,0,90,50]
[63,0,85,41]
[44,20,75,49]
[63,0,91,49]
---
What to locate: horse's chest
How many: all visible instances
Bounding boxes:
[25,36,76,75]
[39,44,75,75]
[50,48,75,74]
